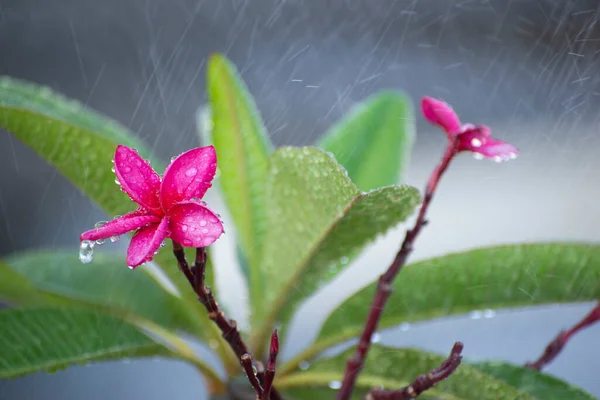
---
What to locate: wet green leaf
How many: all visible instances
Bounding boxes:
[318,91,415,191]
[470,361,595,399]
[207,54,272,303]
[2,250,205,336]
[278,345,533,400]
[281,243,600,373]
[251,147,420,354]
[0,308,174,378]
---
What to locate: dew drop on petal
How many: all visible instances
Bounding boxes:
[181,225,188,232]
[469,310,483,320]
[124,166,132,173]
[111,166,116,173]
[170,156,177,163]
[110,235,120,243]
[79,240,94,264]
[199,219,207,227]
[185,167,198,177]
[471,138,482,147]
[328,381,342,390]
[95,238,106,246]
[299,361,310,371]
[115,179,121,186]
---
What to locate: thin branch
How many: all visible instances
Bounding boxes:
[336,141,459,400]
[173,243,280,399]
[262,330,279,400]
[525,301,600,370]
[365,342,464,400]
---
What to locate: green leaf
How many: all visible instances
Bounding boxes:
[278,345,534,400]
[469,361,595,399]
[207,54,272,294]
[251,147,420,354]
[281,243,600,374]
[1,250,205,337]
[0,77,215,343]
[0,308,174,378]
[318,91,415,191]
[0,76,156,217]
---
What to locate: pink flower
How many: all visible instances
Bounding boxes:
[421,97,518,161]
[80,145,224,268]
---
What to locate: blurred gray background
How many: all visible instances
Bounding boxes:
[1,0,600,398]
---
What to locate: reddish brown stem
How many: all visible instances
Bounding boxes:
[525,301,600,370]
[173,243,280,399]
[366,342,464,400]
[336,140,459,400]
[262,330,279,400]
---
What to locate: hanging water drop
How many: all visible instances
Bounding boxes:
[493,155,503,163]
[509,152,518,160]
[299,361,310,371]
[110,235,120,243]
[199,219,207,227]
[483,309,496,319]
[469,310,483,320]
[473,153,484,160]
[115,178,121,186]
[328,381,342,390]
[127,265,135,270]
[371,332,381,343]
[79,240,94,264]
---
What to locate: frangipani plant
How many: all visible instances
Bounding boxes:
[0,53,598,400]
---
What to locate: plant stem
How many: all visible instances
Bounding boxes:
[525,301,600,370]
[172,243,281,399]
[262,330,279,400]
[336,140,459,400]
[366,342,464,400]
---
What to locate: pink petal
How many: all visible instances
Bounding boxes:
[421,97,462,135]
[168,201,223,248]
[114,145,162,212]
[80,212,162,241]
[160,146,217,212]
[126,217,169,268]
[457,126,518,161]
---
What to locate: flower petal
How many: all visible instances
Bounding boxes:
[160,146,217,212]
[126,217,169,268]
[421,97,462,135]
[168,201,223,248]
[457,126,518,161]
[80,211,162,241]
[114,145,162,212]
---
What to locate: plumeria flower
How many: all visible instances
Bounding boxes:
[80,145,224,268]
[421,96,518,161]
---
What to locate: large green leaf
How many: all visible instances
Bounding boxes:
[0,77,214,341]
[0,308,174,378]
[278,345,534,400]
[251,147,420,354]
[207,54,272,294]
[318,91,415,191]
[470,361,595,399]
[2,250,205,336]
[281,243,600,374]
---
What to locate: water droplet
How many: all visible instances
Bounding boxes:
[399,322,411,331]
[299,361,310,371]
[79,240,94,264]
[110,235,120,243]
[199,219,207,227]
[111,166,116,173]
[182,239,192,246]
[185,167,198,177]
[371,333,381,343]
[95,238,106,246]
[252,366,258,375]
[328,381,342,390]
[127,265,135,270]
[115,179,121,186]
[469,310,483,320]
[473,153,484,160]
[124,166,132,173]
[471,138,482,147]
[181,225,188,232]
[340,256,349,265]
[170,156,177,163]
[493,155,504,163]
[94,221,107,229]
[483,309,496,319]
[508,152,518,160]
[160,240,166,248]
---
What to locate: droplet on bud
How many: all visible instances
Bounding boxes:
[473,153,484,160]
[79,240,94,264]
